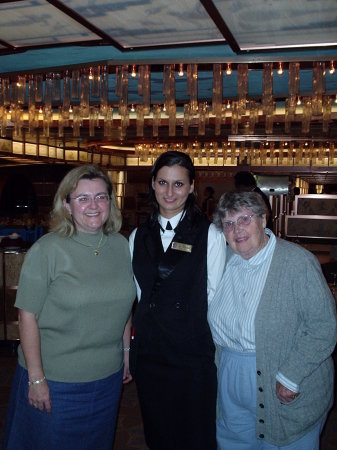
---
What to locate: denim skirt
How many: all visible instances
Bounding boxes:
[2,364,123,450]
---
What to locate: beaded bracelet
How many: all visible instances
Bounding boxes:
[123,347,130,352]
[28,376,46,386]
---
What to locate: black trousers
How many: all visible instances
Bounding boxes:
[134,355,217,450]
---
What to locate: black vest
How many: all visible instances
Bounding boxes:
[131,213,215,371]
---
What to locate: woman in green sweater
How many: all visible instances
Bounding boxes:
[3,165,136,450]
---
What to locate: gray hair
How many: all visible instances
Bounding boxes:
[213,191,267,230]
[49,164,122,236]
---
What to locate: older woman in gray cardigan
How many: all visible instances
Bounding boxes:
[208,191,337,450]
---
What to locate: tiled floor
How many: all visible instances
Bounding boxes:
[0,347,336,450]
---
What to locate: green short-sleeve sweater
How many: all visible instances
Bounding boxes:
[15,231,136,382]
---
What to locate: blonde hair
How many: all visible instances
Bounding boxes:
[49,165,122,236]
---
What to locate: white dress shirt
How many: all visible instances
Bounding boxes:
[129,211,226,305]
[208,229,299,392]
[208,229,276,351]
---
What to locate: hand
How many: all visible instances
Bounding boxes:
[28,381,51,413]
[276,381,299,404]
[123,352,133,384]
[123,365,133,384]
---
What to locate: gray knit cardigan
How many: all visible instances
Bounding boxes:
[215,238,337,446]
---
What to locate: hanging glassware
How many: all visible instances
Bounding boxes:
[265,114,274,134]
[152,104,161,137]
[52,73,61,102]
[288,62,300,117]
[44,73,53,110]
[58,105,64,137]
[322,95,331,133]
[231,101,239,134]
[43,107,52,138]
[80,70,90,118]
[302,97,312,134]
[72,69,80,100]
[63,70,71,119]
[212,64,223,135]
[34,74,43,103]
[237,64,248,116]
[138,65,151,115]
[90,66,101,99]
[12,106,24,138]
[72,105,81,137]
[28,75,35,128]
[100,65,109,117]
[89,106,99,137]
[103,106,113,138]
[163,64,175,114]
[168,103,176,137]
[136,105,144,137]
[198,101,207,136]
[312,62,325,116]
[187,64,198,114]
[248,101,258,134]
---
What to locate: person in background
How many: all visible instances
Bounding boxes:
[208,191,337,450]
[2,165,136,450]
[234,171,273,230]
[202,185,216,220]
[129,151,226,450]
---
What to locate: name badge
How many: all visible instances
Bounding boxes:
[171,241,192,253]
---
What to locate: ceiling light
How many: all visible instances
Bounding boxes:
[130,104,135,112]
[38,106,43,114]
[226,63,232,76]
[162,104,166,112]
[69,105,73,113]
[277,62,283,75]
[296,96,301,105]
[329,61,335,75]
[226,100,231,109]
[131,65,137,78]
[178,63,184,77]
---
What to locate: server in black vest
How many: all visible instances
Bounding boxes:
[129,151,226,450]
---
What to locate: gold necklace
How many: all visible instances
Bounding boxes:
[93,232,104,256]
[71,232,106,255]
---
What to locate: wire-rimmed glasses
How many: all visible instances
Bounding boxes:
[222,214,255,232]
[69,194,110,206]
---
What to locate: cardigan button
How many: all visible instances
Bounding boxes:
[149,303,156,309]
[259,434,265,439]
[259,419,264,424]
[259,387,263,392]
[257,370,262,376]
[259,403,264,408]
[175,302,181,309]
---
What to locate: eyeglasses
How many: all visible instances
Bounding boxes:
[222,214,255,232]
[69,194,110,206]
